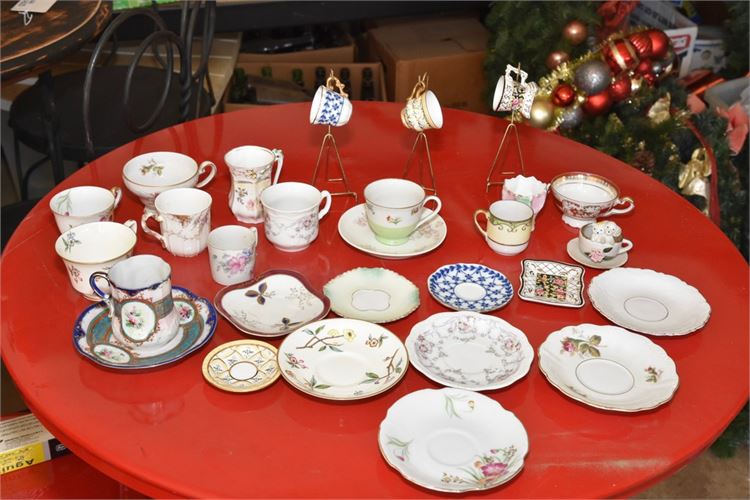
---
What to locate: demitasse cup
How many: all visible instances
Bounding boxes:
[401,90,443,132]
[474,200,534,255]
[260,182,331,252]
[364,178,442,246]
[141,188,212,257]
[122,151,217,209]
[50,185,122,233]
[55,220,138,300]
[90,255,180,355]
[310,85,353,127]
[225,145,283,223]
[578,221,634,263]
[208,225,258,285]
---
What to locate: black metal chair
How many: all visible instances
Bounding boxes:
[8,1,216,200]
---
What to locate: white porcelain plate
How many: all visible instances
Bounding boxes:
[214,270,330,337]
[379,388,529,492]
[519,259,585,308]
[278,318,408,400]
[566,238,627,269]
[588,268,711,336]
[538,324,679,411]
[427,263,513,312]
[202,340,280,393]
[323,267,420,323]
[337,204,447,259]
[406,312,533,391]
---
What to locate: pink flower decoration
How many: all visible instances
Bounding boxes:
[480,462,508,479]
[716,103,749,155]
[562,340,575,352]
[228,255,247,273]
[588,249,605,263]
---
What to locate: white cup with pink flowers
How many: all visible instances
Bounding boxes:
[208,225,258,285]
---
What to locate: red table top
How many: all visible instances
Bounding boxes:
[2,102,748,498]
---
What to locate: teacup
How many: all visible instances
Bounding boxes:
[364,178,442,246]
[225,145,283,223]
[122,151,217,209]
[90,254,180,356]
[551,172,635,228]
[141,188,212,257]
[401,90,443,132]
[208,225,258,285]
[50,185,122,233]
[492,64,538,118]
[260,182,331,252]
[578,221,633,263]
[501,175,549,216]
[310,85,352,127]
[55,220,138,300]
[474,200,534,255]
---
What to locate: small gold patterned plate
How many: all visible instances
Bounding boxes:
[202,340,280,393]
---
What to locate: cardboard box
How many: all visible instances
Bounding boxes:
[367,17,489,113]
[237,33,355,63]
[630,1,698,78]
[223,61,386,113]
[0,413,70,475]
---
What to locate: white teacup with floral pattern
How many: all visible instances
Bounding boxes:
[208,225,258,285]
[225,145,283,224]
[55,220,138,300]
[50,185,122,233]
[578,221,633,263]
[260,182,331,252]
[141,188,212,257]
[90,254,180,356]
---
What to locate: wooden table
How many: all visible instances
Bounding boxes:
[1,103,747,498]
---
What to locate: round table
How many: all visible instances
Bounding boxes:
[2,103,747,498]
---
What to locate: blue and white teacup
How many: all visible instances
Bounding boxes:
[90,254,180,355]
[309,85,352,127]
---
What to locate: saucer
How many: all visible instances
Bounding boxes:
[73,286,217,370]
[202,340,280,392]
[323,267,420,323]
[566,239,627,269]
[428,263,513,312]
[519,259,585,308]
[337,204,447,259]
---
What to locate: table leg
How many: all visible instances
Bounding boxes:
[38,70,65,186]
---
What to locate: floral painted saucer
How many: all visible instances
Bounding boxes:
[406,312,533,391]
[214,270,330,338]
[379,388,529,492]
[323,267,420,323]
[202,340,280,393]
[518,259,585,308]
[427,263,513,312]
[566,238,627,269]
[588,268,711,336]
[73,286,216,370]
[538,324,679,412]
[278,318,408,400]
[337,204,447,259]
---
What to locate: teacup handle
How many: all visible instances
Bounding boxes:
[318,190,332,220]
[415,195,442,231]
[141,210,166,247]
[110,187,122,209]
[123,219,138,235]
[601,196,635,217]
[617,238,634,254]
[473,209,489,237]
[195,161,217,188]
[89,271,114,316]
[271,149,284,185]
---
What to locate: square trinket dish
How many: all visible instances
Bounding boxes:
[519,259,585,308]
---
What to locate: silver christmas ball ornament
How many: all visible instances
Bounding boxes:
[574,60,612,96]
[558,105,584,129]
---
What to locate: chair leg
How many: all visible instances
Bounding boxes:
[38,70,66,186]
[12,134,26,200]
[1,145,20,200]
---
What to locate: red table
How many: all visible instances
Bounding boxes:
[2,103,748,498]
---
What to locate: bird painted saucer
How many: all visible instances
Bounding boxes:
[428,263,513,312]
[202,340,280,392]
[566,238,627,269]
[73,286,216,370]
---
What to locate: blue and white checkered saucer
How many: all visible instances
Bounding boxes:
[427,263,513,313]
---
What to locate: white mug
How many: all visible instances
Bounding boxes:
[225,145,283,224]
[141,188,212,257]
[364,178,442,246]
[208,225,258,285]
[50,185,122,233]
[310,85,353,127]
[260,182,331,252]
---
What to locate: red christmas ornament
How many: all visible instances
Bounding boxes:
[635,59,657,86]
[563,20,588,45]
[645,29,670,59]
[546,50,570,70]
[582,90,612,116]
[552,83,576,107]
[602,38,639,74]
[609,74,632,101]
[627,31,653,59]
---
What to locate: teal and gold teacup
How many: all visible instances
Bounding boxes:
[364,178,442,246]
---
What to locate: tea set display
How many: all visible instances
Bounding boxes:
[52,67,711,493]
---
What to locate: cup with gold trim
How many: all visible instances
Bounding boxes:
[474,200,534,255]
[49,185,122,233]
[401,75,443,132]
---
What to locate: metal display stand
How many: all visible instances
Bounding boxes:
[402,73,438,194]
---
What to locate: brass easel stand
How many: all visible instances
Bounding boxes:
[311,125,357,200]
[485,64,527,193]
[402,131,437,194]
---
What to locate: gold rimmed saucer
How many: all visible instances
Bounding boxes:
[202,340,280,393]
